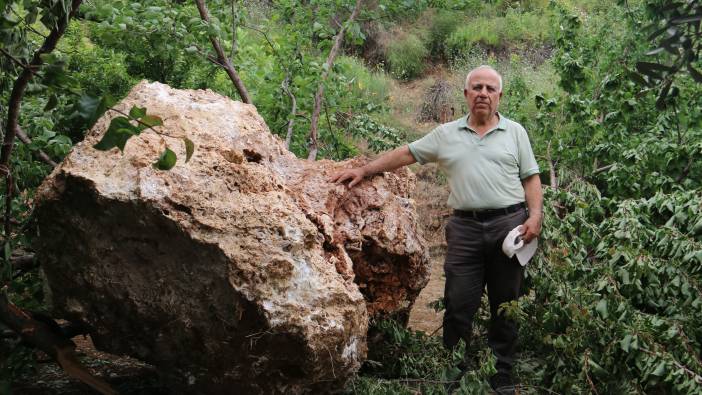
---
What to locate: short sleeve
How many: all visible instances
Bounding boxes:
[408,126,442,164]
[516,126,540,179]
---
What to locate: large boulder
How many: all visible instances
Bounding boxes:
[34,81,430,393]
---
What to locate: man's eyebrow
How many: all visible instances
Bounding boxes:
[471,82,497,88]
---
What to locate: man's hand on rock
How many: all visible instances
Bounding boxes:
[521,212,542,243]
[330,167,367,188]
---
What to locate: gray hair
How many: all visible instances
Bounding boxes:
[464,65,503,92]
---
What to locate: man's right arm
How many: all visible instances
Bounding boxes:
[330,145,417,187]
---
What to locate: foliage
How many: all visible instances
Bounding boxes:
[633,0,702,106]
[503,184,702,394]
[349,319,496,394]
[427,11,462,59]
[386,33,428,80]
[444,10,553,61]
[347,114,403,153]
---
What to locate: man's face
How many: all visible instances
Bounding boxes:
[464,69,502,118]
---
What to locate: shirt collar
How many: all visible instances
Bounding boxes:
[459,112,507,133]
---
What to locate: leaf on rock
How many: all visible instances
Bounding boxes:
[129,105,147,119]
[139,114,163,128]
[93,117,136,152]
[183,137,195,163]
[153,147,177,170]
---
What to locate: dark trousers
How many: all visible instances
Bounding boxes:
[442,208,527,373]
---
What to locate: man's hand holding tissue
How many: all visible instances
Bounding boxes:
[521,211,542,243]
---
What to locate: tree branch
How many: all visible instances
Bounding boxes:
[0,289,118,394]
[676,155,694,183]
[16,126,58,167]
[0,48,36,73]
[593,164,614,174]
[194,0,252,104]
[547,141,558,189]
[281,75,297,149]
[307,0,364,160]
[1,0,83,248]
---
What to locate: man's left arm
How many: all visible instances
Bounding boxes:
[521,174,543,242]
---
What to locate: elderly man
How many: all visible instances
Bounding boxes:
[331,65,542,394]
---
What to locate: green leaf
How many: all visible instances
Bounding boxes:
[183,137,194,162]
[153,147,177,170]
[93,117,136,152]
[620,334,632,352]
[651,361,666,376]
[692,218,702,234]
[129,106,147,119]
[75,94,115,128]
[595,299,608,319]
[628,71,648,86]
[636,62,673,78]
[139,114,163,128]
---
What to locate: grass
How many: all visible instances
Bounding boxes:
[386,32,429,81]
[445,10,555,59]
[336,56,394,111]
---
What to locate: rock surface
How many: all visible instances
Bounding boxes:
[34,81,430,393]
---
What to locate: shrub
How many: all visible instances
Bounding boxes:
[445,20,500,60]
[444,11,554,61]
[387,33,428,80]
[336,56,393,111]
[428,11,463,59]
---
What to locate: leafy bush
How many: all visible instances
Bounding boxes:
[347,114,404,153]
[428,11,463,59]
[387,33,428,80]
[336,56,393,111]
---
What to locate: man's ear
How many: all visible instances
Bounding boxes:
[499,91,503,99]
[464,89,469,98]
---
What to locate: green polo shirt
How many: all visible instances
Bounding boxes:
[408,114,540,210]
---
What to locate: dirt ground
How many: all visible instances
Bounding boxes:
[407,254,445,334]
[407,164,451,334]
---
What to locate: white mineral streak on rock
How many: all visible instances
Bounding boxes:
[35,81,430,394]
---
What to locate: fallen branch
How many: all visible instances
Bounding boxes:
[307,0,364,160]
[16,126,58,167]
[194,0,251,104]
[0,289,118,394]
[640,346,702,385]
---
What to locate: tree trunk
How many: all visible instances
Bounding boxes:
[194,0,252,104]
[307,0,364,160]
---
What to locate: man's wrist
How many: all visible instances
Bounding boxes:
[528,209,543,218]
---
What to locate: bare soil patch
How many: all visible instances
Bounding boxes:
[407,164,451,334]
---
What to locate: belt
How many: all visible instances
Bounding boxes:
[453,202,526,221]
